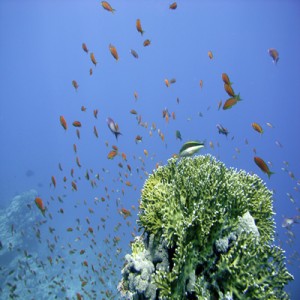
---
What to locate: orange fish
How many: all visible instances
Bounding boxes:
[72,121,82,127]
[125,181,132,187]
[134,91,138,100]
[89,68,93,76]
[72,181,78,191]
[254,156,274,179]
[90,52,97,66]
[82,43,88,53]
[199,79,203,89]
[107,150,118,159]
[143,149,148,157]
[60,116,67,130]
[35,197,46,216]
[164,79,170,87]
[109,43,119,60]
[251,122,263,134]
[130,109,137,115]
[51,176,56,188]
[208,50,213,59]
[135,135,142,143]
[224,83,235,97]
[143,39,151,47]
[136,19,144,35]
[73,143,77,153]
[76,156,82,168]
[101,1,115,13]
[81,106,86,112]
[268,48,279,64]
[72,80,79,91]
[93,109,98,119]
[223,97,239,110]
[222,73,231,85]
[169,2,177,9]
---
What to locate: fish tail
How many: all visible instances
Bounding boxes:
[267,171,275,179]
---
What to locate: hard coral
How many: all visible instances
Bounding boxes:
[119,155,293,299]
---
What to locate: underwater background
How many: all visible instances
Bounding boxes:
[0,0,299,299]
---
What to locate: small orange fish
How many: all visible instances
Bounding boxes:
[73,143,77,153]
[208,50,213,59]
[107,150,118,159]
[164,79,170,87]
[89,68,93,76]
[125,181,132,187]
[121,152,127,161]
[35,197,46,216]
[251,122,263,134]
[112,145,118,151]
[224,83,235,97]
[51,176,56,188]
[134,91,138,100]
[130,109,137,115]
[72,181,78,191]
[72,80,79,91]
[76,156,82,168]
[169,2,177,9]
[222,73,231,85]
[72,121,82,127]
[101,1,115,13]
[60,116,67,130]
[82,43,88,53]
[199,80,203,89]
[136,19,144,35]
[223,97,238,110]
[109,43,119,60]
[254,156,274,179]
[143,39,151,47]
[268,48,279,64]
[81,106,86,112]
[90,52,97,66]
[93,109,98,119]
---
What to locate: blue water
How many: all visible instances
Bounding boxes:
[0,1,299,299]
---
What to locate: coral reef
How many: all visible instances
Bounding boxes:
[119,155,293,299]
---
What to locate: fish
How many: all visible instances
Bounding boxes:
[175,130,182,141]
[221,73,232,85]
[82,43,88,53]
[107,150,118,159]
[109,43,119,60]
[143,39,151,47]
[199,79,203,89]
[208,50,213,59]
[130,49,139,59]
[135,135,142,143]
[72,121,82,127]
[51,176,56,188]
[164,79,170,87]
[90,52,97,66]
[268,48,279,64]
[223,97,239,110]
[35,197,46,216]
[136,19,144,35]
[179,141,205,157]
[224,83,235,97]
[169,2,177,9]
[72,80,79,91]
[251,122,263,134]
[106,117,122,139]
[216,124,229,136]
[101,1,115,13]
[254,156,274,179]
[60,116,67,130]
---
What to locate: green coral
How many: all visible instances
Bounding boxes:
[119,155,293,299]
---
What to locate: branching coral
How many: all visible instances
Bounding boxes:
[119,155,293,299]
